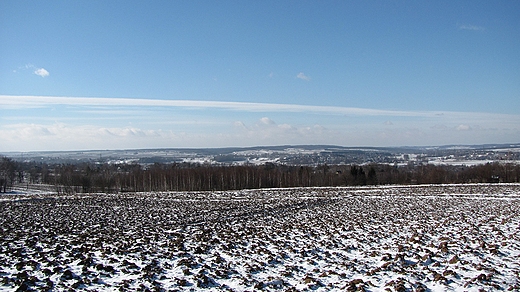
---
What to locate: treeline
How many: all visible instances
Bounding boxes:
[0,157,17,192]
[1,156,519,194]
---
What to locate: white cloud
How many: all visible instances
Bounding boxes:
[296,72,311,81]
[12,64,49,77]
[1,95,520,128]
[233,121,248,130]
[458,24,485,31]
[34,68,49,77]
[0,95,446,117]
[1,120,328,151]
[231,118,331,145]
[259,117,276,125]
[0,123,178,151]
[456,124,472,131]
[1,95,520,151]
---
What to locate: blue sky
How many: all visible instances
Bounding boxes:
[1,1,519,151]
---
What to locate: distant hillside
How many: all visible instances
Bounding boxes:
[3,143,520,166]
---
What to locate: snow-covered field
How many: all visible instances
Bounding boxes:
[1,184,519,291]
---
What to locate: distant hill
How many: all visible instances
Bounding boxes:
[3,143,520,166]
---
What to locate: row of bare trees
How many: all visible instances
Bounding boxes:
[0,157,16,192]
[2,156,520,194]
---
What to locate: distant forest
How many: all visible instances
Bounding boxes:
[1,156,519,194]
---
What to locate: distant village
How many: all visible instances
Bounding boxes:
[1,144,519,194]
[3,143,520,167]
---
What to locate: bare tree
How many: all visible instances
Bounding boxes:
[0,157,16,192]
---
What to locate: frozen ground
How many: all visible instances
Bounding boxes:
[1,184,519,291]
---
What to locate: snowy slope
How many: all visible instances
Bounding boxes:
[0,184,519,291]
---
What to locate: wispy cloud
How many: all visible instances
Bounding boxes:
[34,68,50,77]
[1,95,519,151]
[2,96,520,128]
[0,123,178,151]
[13,64,50,77]
[233,118,329,145]
[456,124,472,131]
[259,117,276,125]
[458,24,485,31]
[0,95,442,117]
[296,72,311,81]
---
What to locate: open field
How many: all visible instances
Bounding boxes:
[1,184,519,291]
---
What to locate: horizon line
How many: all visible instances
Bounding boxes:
[2,142,520,155]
